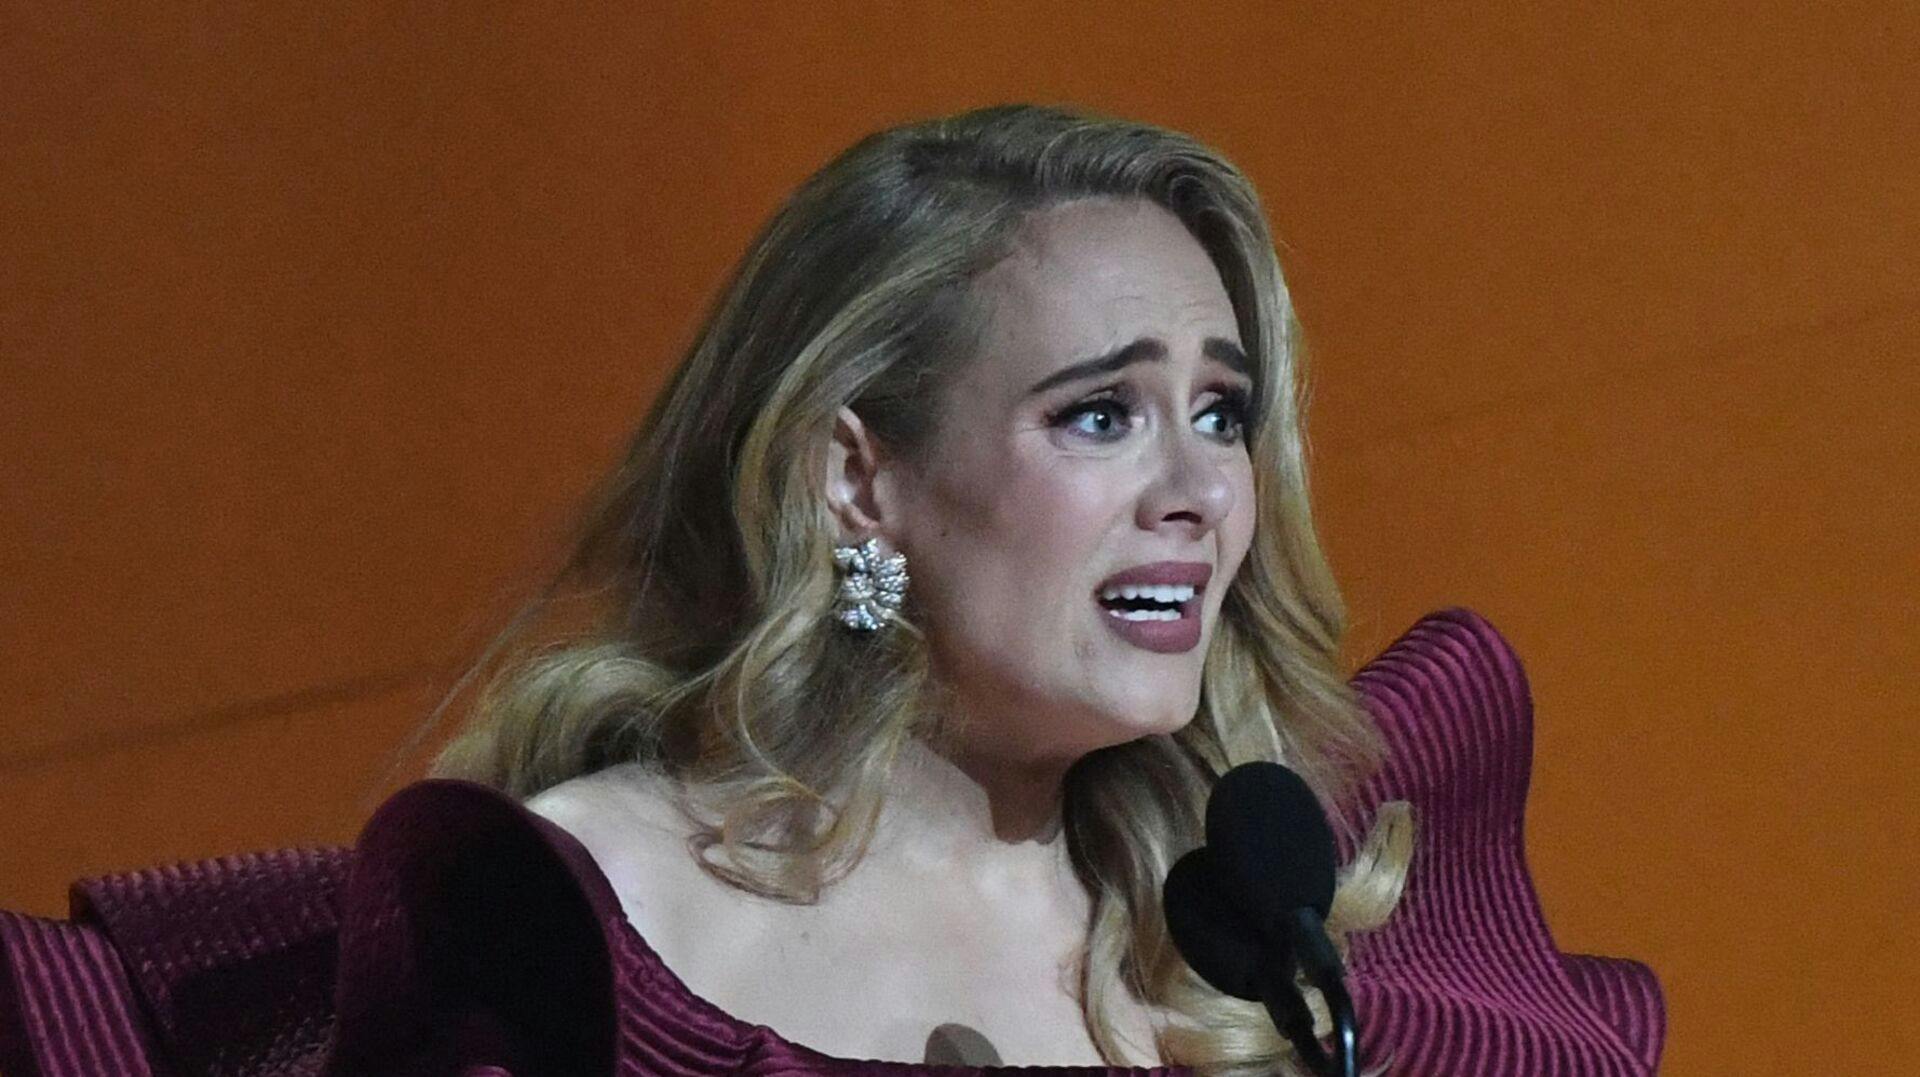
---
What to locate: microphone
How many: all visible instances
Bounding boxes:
[1163,762,1358,1077]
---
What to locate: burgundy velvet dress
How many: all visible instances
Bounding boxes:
[0,609,1666,1076]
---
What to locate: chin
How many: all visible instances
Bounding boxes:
[1082,688,1201,747]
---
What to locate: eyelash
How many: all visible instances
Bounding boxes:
[1049,385,1254,444]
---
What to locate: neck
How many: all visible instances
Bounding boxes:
[872,736,1079,877]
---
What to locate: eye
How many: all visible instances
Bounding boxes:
[1048,386,1140,443]
[1194,388,1252,443]
[1055,398,1132,441]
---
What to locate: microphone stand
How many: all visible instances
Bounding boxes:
[1261,908,1359,1077]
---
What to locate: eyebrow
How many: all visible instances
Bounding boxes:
[1026,336,1252,396]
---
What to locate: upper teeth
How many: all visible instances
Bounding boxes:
[1099,584,1197,603]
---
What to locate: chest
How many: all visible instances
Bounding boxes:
[641,886,1158,1066]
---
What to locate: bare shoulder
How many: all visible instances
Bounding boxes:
[525,762,728,941]
[525,760,692,844]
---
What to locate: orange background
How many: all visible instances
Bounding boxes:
[3,5,1914,1073]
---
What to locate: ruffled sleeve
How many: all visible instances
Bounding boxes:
[324,779,624,1076]
[1344,608,1667,1075]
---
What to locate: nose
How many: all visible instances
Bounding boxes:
[1135,426,1237,539]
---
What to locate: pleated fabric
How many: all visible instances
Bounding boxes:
[74,848,350,1077]
[0,913,164,1076]
[1342,608,1666,1075]
[0,607,1664,1076]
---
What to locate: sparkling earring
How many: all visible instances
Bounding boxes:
[832,537,908,631]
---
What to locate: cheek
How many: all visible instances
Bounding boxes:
[1206,458,1259,605]
[916,453,1124,634]
[1227,461,1258,562]
[1002,462,1124,554]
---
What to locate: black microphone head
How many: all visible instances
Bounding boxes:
[1204,761,1337,923]
[1161,845,1273,1001]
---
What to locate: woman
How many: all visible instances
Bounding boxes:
[0,102,1667,1077]
[416,103,1410,1074]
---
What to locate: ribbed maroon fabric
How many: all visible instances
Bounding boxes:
[73,848,351,1077]
[0,608,1664,1075]
[1338,611,1666,1075]
[0,913,166,1077]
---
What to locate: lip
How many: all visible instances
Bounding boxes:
[1092,560,1213,655]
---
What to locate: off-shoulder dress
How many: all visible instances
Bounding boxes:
[0,609,1666,1076]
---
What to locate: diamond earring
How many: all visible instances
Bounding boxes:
[832,537,908,631]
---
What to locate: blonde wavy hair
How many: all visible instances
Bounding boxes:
[426,104,1410,1076]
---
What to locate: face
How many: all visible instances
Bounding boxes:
[880,197,1257,764]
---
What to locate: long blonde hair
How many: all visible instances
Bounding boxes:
[429,104,1410,1075]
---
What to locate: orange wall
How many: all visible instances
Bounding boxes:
[3,6,1914,1073]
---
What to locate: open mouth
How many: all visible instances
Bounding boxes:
[1097,583,1198,622]
[1090,562,1211,654]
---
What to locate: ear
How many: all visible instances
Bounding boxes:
[824,406,901,545]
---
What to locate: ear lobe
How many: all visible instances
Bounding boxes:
[824,406,893,542]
